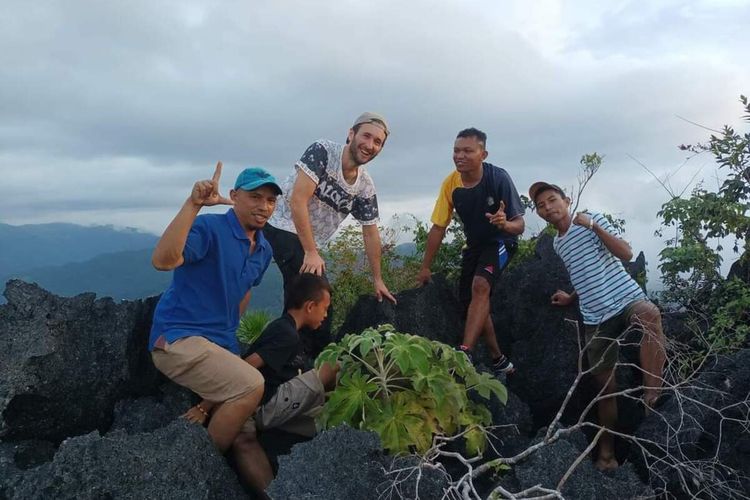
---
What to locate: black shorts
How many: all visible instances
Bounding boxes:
[458,241,517,314]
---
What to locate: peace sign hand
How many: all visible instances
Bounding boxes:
[191,162,234,207]
[485,200,507,228]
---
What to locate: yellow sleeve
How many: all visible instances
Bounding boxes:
[430,173,461,227]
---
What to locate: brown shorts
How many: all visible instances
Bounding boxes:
[151,336,264,403]
[242,369,325,437]
[583,300,649,375]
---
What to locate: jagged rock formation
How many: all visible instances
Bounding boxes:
[3,420,247,499]
[0,280,160,442]
[498,429,654,499]
[1,240,748,499]
[337,274,464,346]
[632,349,750,497]
[268,425,448,500]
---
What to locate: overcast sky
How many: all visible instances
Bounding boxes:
[2,0,749,284]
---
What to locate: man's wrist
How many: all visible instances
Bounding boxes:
[185,198,202,211]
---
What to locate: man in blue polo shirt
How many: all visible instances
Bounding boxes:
[149,162,281,454]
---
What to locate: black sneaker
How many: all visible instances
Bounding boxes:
[491,355,514,379]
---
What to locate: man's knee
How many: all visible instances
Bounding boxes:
[232,431,259,453]
[470,276,492,299]
[632,301,660,323]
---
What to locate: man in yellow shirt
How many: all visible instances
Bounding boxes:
[418,128,525,378]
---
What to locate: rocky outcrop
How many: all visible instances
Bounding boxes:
[4,420,247,500]
[2,268,747,499]
[0,280,160,442]
[268,425,448,500]
[498,429,654,499]
[631,349,750,498]
[336,274,464,346]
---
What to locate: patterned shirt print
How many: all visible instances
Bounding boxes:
[269,140,379,246]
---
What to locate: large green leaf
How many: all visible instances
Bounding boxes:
[368,393,432,453]
[321,370,379,427]
[464,425,487,456]
[383,333,432,375]
[468,372,508,404]
[315,342,346,370]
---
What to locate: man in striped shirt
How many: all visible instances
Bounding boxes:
[529,181,666,471]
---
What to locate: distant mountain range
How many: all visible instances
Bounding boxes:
[0,223,284,312]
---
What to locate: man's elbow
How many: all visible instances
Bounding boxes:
[152,252,178,271]
[621,249,634,262]
[430,224,447,237]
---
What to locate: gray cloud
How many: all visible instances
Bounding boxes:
[2,0,748,284]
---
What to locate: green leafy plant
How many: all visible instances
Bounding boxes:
[705,277,750,352]
[237,309,272,345]
[657,95,750,310]
[315,324,507,456]
[404,213,466,283]
[323,223,420,331]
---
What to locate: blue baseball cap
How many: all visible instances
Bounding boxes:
[234,167,282,195]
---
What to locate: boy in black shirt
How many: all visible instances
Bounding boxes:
[185,273,337,496]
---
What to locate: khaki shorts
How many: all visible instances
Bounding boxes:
[151,336,264,403]
[242,369,325,437]
[584,301,645,375]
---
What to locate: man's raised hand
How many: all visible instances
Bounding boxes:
[191,162,234,207]
[572,212,593,230]
[485,200,507,228]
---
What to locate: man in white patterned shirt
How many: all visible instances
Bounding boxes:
[530,181,666,471]
[266,113,397,341]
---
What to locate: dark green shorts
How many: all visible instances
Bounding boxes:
[583,301,645,374]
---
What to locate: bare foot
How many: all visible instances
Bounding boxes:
[595,455,619,471]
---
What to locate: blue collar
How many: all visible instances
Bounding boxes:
[226,208,248,241]
[226,208,267,248]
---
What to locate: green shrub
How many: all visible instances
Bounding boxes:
[315,324,507,456]
[323,223,420,331]
[405,214,466,283]
[706,278,750,352]
[657,95,750,311]
[237,309,272,345]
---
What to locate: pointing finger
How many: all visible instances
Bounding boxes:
[212,161,223,184]
[498,200,505,212]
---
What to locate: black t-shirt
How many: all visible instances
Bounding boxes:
[245,313,332,403]
[246,314,305,404]
[432,163,524,248]
[453,163,524,247]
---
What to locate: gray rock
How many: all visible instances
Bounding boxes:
[7,440,55,470]
[496,429,653,499]
[336,275,464,347]
[632,349,750,498]
[471,384,533,458]
[0,280,160,442]
[0,443,22,500]
[492,235,589,428]
[8,419,247,500]
[110,383,195,434]
[268,426,448,500]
